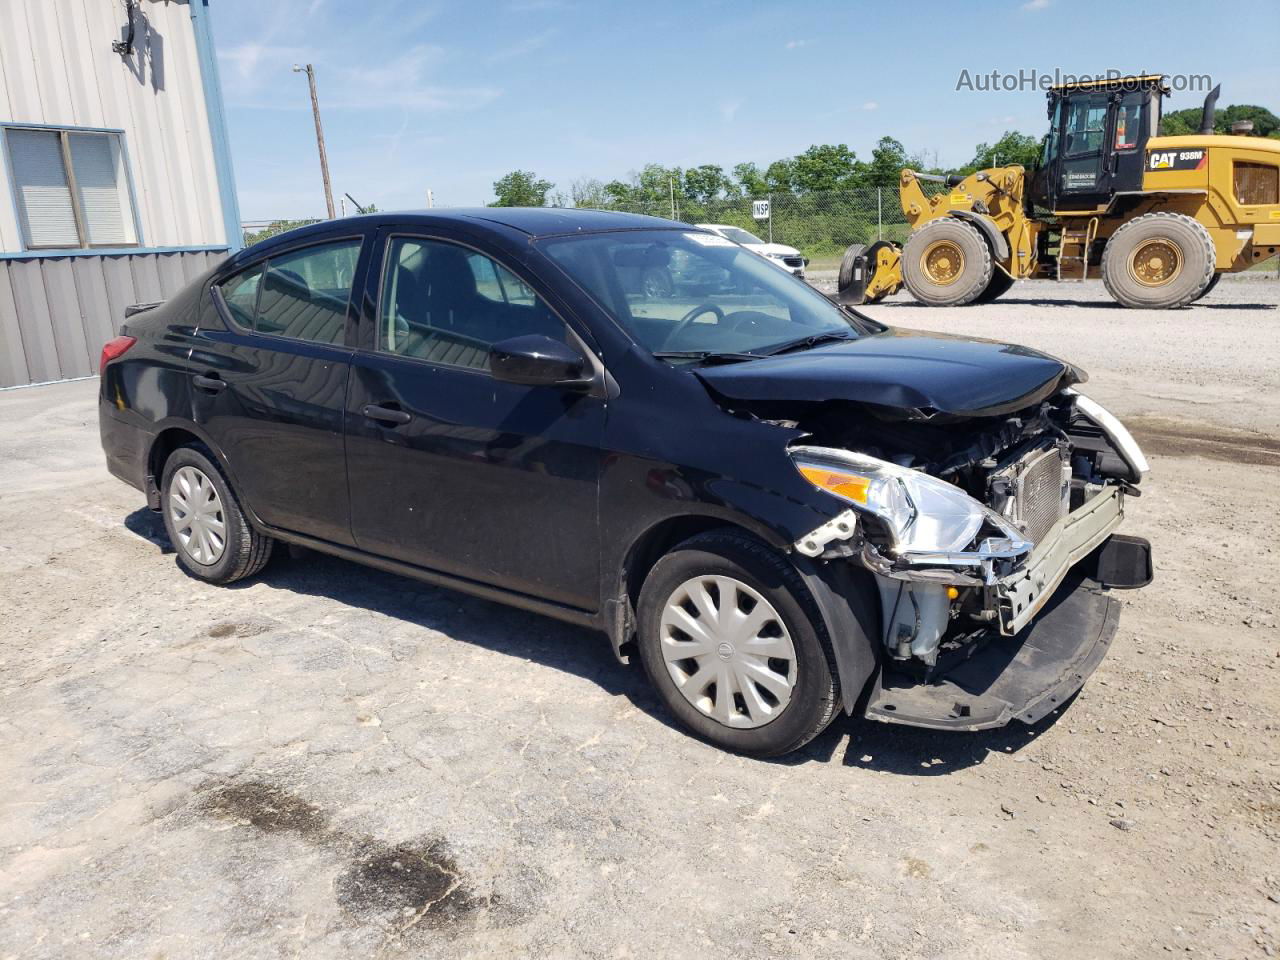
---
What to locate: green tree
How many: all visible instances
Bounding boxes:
[965,131,1043,171]
[866,136,912,186]
[569,177,612,208]
[732,162,768,196]
[1161,103,1280,138]
[489,170,554,207]
[764,158,797,193]
[683,164,732,204]
[791,144,859,193]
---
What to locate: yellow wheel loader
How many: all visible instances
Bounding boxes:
[838,76,1280,309]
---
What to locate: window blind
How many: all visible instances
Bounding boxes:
[69,133,136,245]
[6,129,79,248]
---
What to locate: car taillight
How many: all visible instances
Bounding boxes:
[99,335,137,373]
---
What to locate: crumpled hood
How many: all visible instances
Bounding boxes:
[695,328,1084,417]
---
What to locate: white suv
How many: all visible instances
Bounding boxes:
[696,224,808,278]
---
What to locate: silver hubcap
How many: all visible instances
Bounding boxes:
[659,575,797,729]
[169,465,226,565]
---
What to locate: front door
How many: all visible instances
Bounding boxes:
[1056,91,1114,208]
[193,235,368,545]
[345,230,605,610]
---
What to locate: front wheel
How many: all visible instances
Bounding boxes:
[636,530,840,756]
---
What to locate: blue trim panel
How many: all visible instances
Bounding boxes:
[188,0,243,253]
[0,244,229,261]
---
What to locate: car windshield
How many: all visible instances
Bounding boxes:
[717,226,762,245]
[542,230,859,358]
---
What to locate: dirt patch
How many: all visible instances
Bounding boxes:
[1126,417,1280,466]
[196,781,489,933]
[336,839,483,928]
[198,782,330,841]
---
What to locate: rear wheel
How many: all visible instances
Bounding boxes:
[1193,272,1222,302]
[1101,212,1215,309]
[160,444,273,584]
[636,530,840,757]
[975,269,1015,303]
[901,218,994,306]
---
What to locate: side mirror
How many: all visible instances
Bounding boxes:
[489,335,592,388]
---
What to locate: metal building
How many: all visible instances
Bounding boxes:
[0,0,240,388]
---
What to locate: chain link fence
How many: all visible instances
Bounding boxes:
[242,186,952,269]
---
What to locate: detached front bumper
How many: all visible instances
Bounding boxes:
[864,566,1122,731]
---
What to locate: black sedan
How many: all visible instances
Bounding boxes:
[99,209,1152,756]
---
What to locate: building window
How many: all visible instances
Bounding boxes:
[4,127,139,249]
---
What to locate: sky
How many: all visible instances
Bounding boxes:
[211,0,1277,221]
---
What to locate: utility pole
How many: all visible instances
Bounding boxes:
[293,64,335,220]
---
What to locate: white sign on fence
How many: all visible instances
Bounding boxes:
[751,199,771,220]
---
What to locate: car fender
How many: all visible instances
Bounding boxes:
[144,417,263,525]
[791,554,882,715]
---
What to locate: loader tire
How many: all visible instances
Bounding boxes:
[901,218,994,306]
[837,244,867,304]
[1101,212,1215,309]
[1193,272,1222,302]
[975,269,1015,303]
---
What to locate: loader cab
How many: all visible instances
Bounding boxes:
[1032,76,1166,212]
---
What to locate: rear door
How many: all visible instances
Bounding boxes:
[193,234,371,545]
[344,227,605,610]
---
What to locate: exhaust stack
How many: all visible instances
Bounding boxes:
[1198,84,1221,135]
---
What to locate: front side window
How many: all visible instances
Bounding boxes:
[216,239,361,345]
[4,127,138,249]
[543,230,859,358]
[378,238,564,371]
[1064,99,1108,158]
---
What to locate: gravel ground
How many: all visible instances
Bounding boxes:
[1,278,1278,959]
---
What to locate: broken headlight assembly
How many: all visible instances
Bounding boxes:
[790,446,1031,573]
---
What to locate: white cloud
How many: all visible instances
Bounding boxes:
[486,29,558,63]
[1021,0,1050,9]
[219,43,311,84]
[862,101,879,111]
[720,99,743,122]
[785,39,806,49]
[331,46,502,112]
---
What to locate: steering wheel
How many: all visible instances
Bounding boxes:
[663,303,726,348]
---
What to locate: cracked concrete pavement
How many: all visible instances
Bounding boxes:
[1,278,1278,958]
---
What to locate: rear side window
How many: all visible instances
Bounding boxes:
[216,239,361,344]
[1234,162,1279,205]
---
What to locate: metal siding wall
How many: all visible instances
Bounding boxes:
[0,250,226,387]
[0,0,225,251]
[0,269,31,386]
[7,261,60,383]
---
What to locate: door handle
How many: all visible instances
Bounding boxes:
[362,403,412,426]
[193,374,227,394]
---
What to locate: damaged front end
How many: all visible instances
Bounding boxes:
[789,389,1153,731]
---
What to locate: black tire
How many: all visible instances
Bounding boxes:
[1193,272,1222,302]
[836,243,867,303]
[1100,212,1215,309]
[975,269,1015,303]
[636,530,840,757]
[160,443,273,584]
[901,218,994,306]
